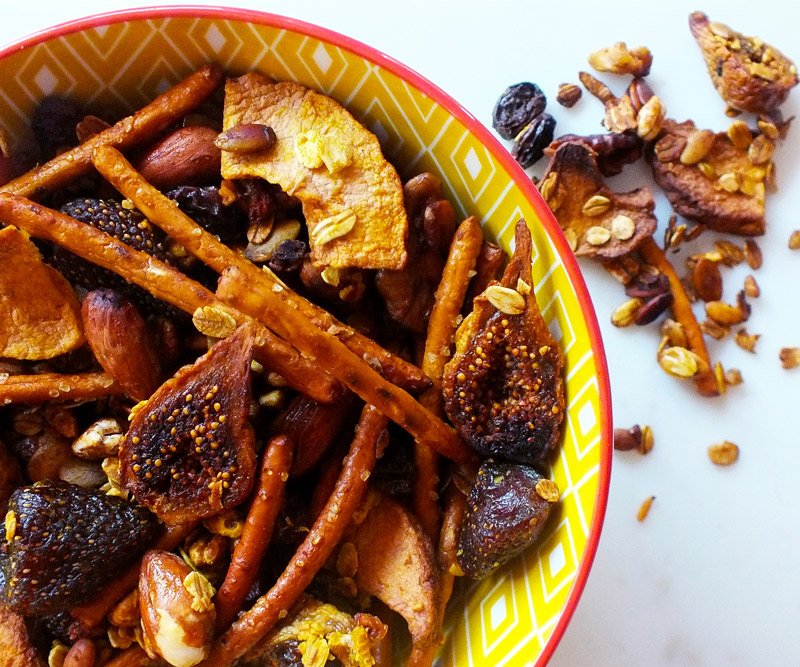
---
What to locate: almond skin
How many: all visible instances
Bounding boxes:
[81,289,161,402]
[139,551,215,667]
[692,257,723,302]
[134,125,221,190]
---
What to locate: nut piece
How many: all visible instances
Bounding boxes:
[588,42,653,76]
[780,347,800,369]
[134,126,222,190]
[636,95,665,142]
[613,425,653,454]
[556,83,582,108]
[706,300,748,326]
[215,123,276,153]
[744,239,763,269]
[789,230,800,250]
[744,275,760,298]
[680,129,715,165]
[708,441,739,466]
[63,639,96,667]
[72,418,124,460]
[727,120,753,149]
[139,551,215,667]
[81,289,162,402]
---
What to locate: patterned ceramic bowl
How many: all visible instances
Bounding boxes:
[0,7,612,666]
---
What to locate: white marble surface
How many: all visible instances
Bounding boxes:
[4,2,800,665]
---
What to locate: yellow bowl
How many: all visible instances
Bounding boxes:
[0,7,612,665]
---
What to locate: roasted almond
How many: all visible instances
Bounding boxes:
[139,551,215,667]
[135,125,221,190]
[81,289,162,402]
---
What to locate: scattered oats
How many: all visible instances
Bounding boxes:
[610,214,635,241]
[485,285,526,315]
[563,228,578,252]
[258,390,287,409]
[637,496,655,522]
[611,298,643,328]
[192,305,237,339]
[48,643,70,667]
[582,194,612,217]
[657,346,703,378]
[748,134,775,165]
[744,239,762,269]
[320,267,341,286]
[585,225,611,246]
[4,510,16,541]
[714,361,727,395]
[556,82,582,107]
[697,161,716,179]
[535,478,560,502]
[779,347,800,369]
[700,319,730,340]
[661,319,688,348]
[734,329,759,353]
[183,570,215,612]
[717,172,739,192]
[715,240,744,267]
[724,368,743,386]
[726,120,752,148]
[744,275,760,298]
[789,230,800,250]
[311,210,357,246]
[708,441,739,466]
[680,129,715,164]
[539,171,558,203]
[516,278,531,295]
[636,95,665,141]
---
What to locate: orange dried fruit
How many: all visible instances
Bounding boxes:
[220,73,408,270]
[0,226,84,359]
[538,142,657,259]
[120,324,257,525]
[442,220,565,466]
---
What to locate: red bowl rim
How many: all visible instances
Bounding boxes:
[0,6,613,664]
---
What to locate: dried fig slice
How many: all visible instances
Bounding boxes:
[689,11,798,114]
[442,220,565,466]
[647,119,767,235]
[120,324,257,525]
[539,142,657,258]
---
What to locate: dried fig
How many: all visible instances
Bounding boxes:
[442,220,565,466]
[120,324,257,525]
[457,459,556,579]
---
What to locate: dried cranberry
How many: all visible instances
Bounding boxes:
[492,82,547,140]
[511,113,556,169]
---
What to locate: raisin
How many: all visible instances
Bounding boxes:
[511,113,556,169]
[492,82,547,140]
[267,239,308,273]
[457,459,554,579]
[166,185,247,244]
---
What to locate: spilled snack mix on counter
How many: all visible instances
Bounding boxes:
[0,61,566,666]
[492,11,798,492]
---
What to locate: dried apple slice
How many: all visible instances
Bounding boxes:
[442,220,565,466]
[120,324,257,525]
[346,490,442,664]
[0,226,84,359]
[538,141,657,259]
[647,118,768,235]
[220,73,408,270]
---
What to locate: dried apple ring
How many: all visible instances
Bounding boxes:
[442,220,565,466]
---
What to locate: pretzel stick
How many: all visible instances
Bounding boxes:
[71,521,198,629]
[415,217,483,539]
[91,145,430,394]
[215,435,294,631]
[638,237,719,397]
[0,64,223,198]
[203,405,387,666]
[0,195,339,404]
[0,372,121,404]
[218,265,475,465]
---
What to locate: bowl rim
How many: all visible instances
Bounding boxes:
[0,6,613,664]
